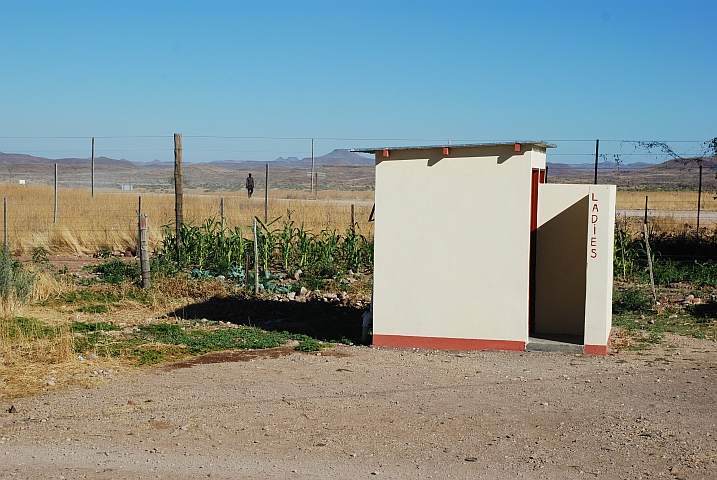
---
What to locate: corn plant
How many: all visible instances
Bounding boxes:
[614,227,642,279]
[294,222,314,270]
[341,223,368,272]
[153,213,375,284]
[309,229,340,277]
[277,211,297,272]
[255,216,281,275]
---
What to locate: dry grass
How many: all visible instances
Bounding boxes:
[616,190,717,211]
[1,184,374,255]
[0,317,76,400]
[0,281,189,400]
[4,183,714,254]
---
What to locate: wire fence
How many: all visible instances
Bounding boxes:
[0,187,375,256]
[1,135,715,254]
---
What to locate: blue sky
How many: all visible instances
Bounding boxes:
[0,0,715,163]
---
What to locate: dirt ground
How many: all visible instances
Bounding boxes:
[1,334,716,479]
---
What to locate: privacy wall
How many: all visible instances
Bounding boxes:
[534,184,616,353]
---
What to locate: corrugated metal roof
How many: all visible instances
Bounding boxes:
[351,141,556,154]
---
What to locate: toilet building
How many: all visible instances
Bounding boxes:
[352,142,616,355]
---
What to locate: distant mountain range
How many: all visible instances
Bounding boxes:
[4,148,713,172]
[546,157,717,175]
[0,149,375,169]
[1,149,715,191]
[546,160,655,173]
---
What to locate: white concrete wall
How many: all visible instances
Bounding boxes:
[372,145,544,344]
[584,185,616,348]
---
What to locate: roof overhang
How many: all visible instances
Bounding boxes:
[351,141,556,154]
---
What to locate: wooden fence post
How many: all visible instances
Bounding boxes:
[138,196,142,257]
[91,137,95,198]
[220,196,225,232]
[697,163,703,237]
[174,134,183,252]
[593,139,599,185]
[253,217,259,295]
[264,163,269,224]
[311,138,315,194]
[139,214,151,288]
[3,198,6,246]
[643,196,657,304]
[350,204,355,230]
[54,163,58,223]
[244,251,250,293]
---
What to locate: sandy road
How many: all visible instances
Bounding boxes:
[1,335,716,480]
[618,209,717,224]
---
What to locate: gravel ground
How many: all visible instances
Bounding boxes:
[1,334,716,479]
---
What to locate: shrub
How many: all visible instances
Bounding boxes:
[0,245,36,317]
[89,258,140,284]
[295,338,324,352]
[613,287,652,314]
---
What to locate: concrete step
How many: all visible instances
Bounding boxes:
[526,336,584,354]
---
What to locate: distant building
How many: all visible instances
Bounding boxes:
[121,184,133,191]
[18,180,25,185]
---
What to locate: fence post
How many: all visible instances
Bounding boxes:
[350,204,355,231]
[174,134,183,252]
[54,163,58,223]
[264,163,269,224]
[244,251,250,293]
[253,217,259,295]
[137,196,142,256]
[220,196,225,232]
[139,214,151,288]
[594,139,599,185]
[697,163,703,237]
[643,196,657,304]
[91,136,95,198]
[311,138,315,194]
[3,198,6,246]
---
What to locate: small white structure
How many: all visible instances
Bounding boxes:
[18,180,26,186]
[121,184,133,191]
[353,142,615,355]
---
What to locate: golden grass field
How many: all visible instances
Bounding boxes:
[1,184,374,255]
[0,183,713,255]
[616,190,716,211]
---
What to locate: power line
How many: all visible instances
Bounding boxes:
[0,135,712,143]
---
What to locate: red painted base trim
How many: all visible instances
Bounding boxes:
[372,334,525,352]
[583,344,608,356]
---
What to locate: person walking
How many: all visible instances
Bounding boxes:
[246,173,254,198]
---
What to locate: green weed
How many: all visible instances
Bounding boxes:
[70,321,311,366]
[89,258,140,284]
[0,316,55,339]
[295,338,325,352]
[613,287,652,314]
